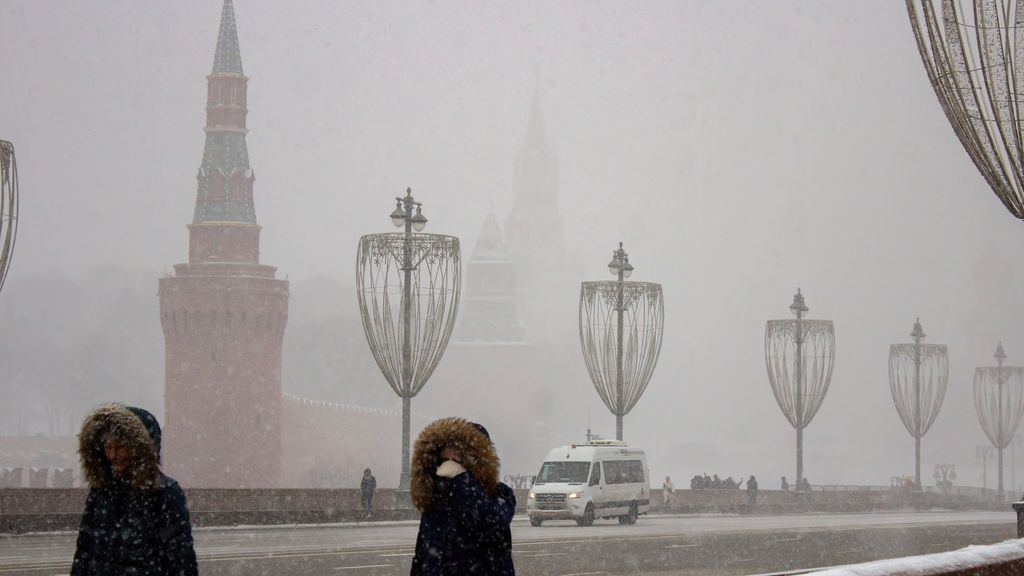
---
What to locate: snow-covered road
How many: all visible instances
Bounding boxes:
[0,511,1015,575]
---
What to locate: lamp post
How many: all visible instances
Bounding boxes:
[977,445,995,499]
[1014,433,1022,495]
[579,242,664,441]
[889,318,948,490]
[766,289,835,487]
[357,188,461,490]
[974,343,1024,500]
[0,141,18,294]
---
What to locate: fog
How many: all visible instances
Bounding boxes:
[2,1,1024,490]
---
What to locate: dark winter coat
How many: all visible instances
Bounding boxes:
[410,417,516,576]
[361,474,377,496]
[71,404,198,576]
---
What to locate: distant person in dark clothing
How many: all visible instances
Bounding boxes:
[410,418,516,576]
[781,476,788,491]
[747,475,759,505]
[361,468,377,515]
[71,404,197,576]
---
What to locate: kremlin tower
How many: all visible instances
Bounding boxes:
[159,0,288,488]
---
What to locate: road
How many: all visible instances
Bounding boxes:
[0,511,1016,576]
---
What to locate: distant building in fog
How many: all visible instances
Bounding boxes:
[503,86,569,343]
[432,88,575,477]
[456,212,525,343]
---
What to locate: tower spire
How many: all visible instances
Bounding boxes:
[524,78,546,152]
[194,0,254,225]
[213,0,244,75]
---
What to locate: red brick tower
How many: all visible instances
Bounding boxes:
[159,0,288,488]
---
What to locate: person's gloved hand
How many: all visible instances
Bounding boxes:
[436,460,467,478]
[495,482,515,503]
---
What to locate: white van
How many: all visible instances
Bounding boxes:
[526,440,651,527]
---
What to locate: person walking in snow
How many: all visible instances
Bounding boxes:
[361,468,377,516]
[410,418,516,576]
[662,476,675,510]
[71,404,197,576]
[747,475,759,505]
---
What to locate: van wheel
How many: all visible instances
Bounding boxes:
[626,502,638,525]
[576,503,595,527]
[529,516,543,527]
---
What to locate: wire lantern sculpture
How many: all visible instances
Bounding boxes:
[907,0,1024,219]
[579,242,664,441]
[0,141,18,294]
[356,188,461,490]
[974,342,1024,498]
[889,318,948,490]
[765,289,835,487]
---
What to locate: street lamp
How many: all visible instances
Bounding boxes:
[766,289,835,488]
[579,242,664,441]
[0,141,18,294]
[974,343,1024,500]
[977,445,995,499]
[357,188,461,490]
[1014,433,1022,495]
[889,318,948,491]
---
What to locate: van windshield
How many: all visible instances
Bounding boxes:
[535,461,591,484]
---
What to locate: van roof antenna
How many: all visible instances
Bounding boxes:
[585,410,592,444]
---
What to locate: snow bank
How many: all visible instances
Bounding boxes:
[812,538,1024,575]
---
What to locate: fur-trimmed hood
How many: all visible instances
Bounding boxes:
[78,403,164,491]
[411,417,499,512]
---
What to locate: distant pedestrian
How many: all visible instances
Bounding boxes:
[71,404,197,576]
[360,468,377,515]
[410,418,516,576]
[747,475,759,505]
[781,476,788,491]
[662,476,675,510]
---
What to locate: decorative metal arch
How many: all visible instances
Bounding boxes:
[973,342,1024,497]
[889,319,948,490]
[0,141,18,294]
[356,232,461,399]
[579,280,664,438]
[765,319,836,431]
[765,289,836,486]
[907,0,1024,219]
[890,343,949,440]
[975,365,1024,450]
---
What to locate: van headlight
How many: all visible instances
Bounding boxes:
[528,491,535,499]
[567,491,583,499]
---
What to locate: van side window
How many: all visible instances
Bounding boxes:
[589,462,601,486]
[626,460,645,483]
[603,461,623,484]
[602,460,644,484]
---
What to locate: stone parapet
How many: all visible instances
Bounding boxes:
[1,487,1010,534]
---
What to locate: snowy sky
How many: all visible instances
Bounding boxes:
[3,0,1024,487]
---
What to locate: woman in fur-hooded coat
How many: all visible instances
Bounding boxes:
[71,404,198,576]
[410,417,516,576]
